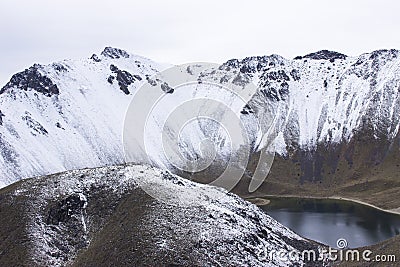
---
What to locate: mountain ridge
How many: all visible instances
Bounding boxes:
[0,47,399,196]
[0,163,327,266]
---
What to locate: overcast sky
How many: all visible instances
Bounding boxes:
[0,0,399,85]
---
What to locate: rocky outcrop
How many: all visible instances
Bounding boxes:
[101,47,130,59]
[0,64,59,97]
[294,50,347,61]
[108,64,142,94]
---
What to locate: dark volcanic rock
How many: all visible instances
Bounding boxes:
[295,50,347,62]
[101,47,130,59]
[161,82,174,94]
[0,64,59,97]
[0,111,4,126]
[52,63,68,73]
[22,112,48,136]
[108,64,141,95]
[290,69,301,81]
[262,70,290,81]
[47,194,87,225]
[90,54,101,62]
[107,75,115,84]
[241,104,254,115]
[220,55,285,73]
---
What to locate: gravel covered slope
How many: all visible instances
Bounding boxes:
[0,164,328,266]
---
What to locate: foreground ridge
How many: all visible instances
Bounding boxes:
[0,164,326,266]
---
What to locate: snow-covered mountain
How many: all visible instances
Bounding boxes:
[230,49,400,149]
[0,47,165,187]
[1,47,400,188]
[0,164,328,266]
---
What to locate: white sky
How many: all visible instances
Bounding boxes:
[0,0,399,85]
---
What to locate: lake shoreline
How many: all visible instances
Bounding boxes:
[246,194,400,215]
[250,194,400,249]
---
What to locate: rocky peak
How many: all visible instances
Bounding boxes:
[294,50,347,62]
[0,64,59,97]
[220,54,286,73]
[101,47,130,59]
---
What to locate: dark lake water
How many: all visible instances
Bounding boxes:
[259,197,400,248]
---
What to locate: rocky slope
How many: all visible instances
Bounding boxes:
[0,164,327,266]
[1,47,400,200]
